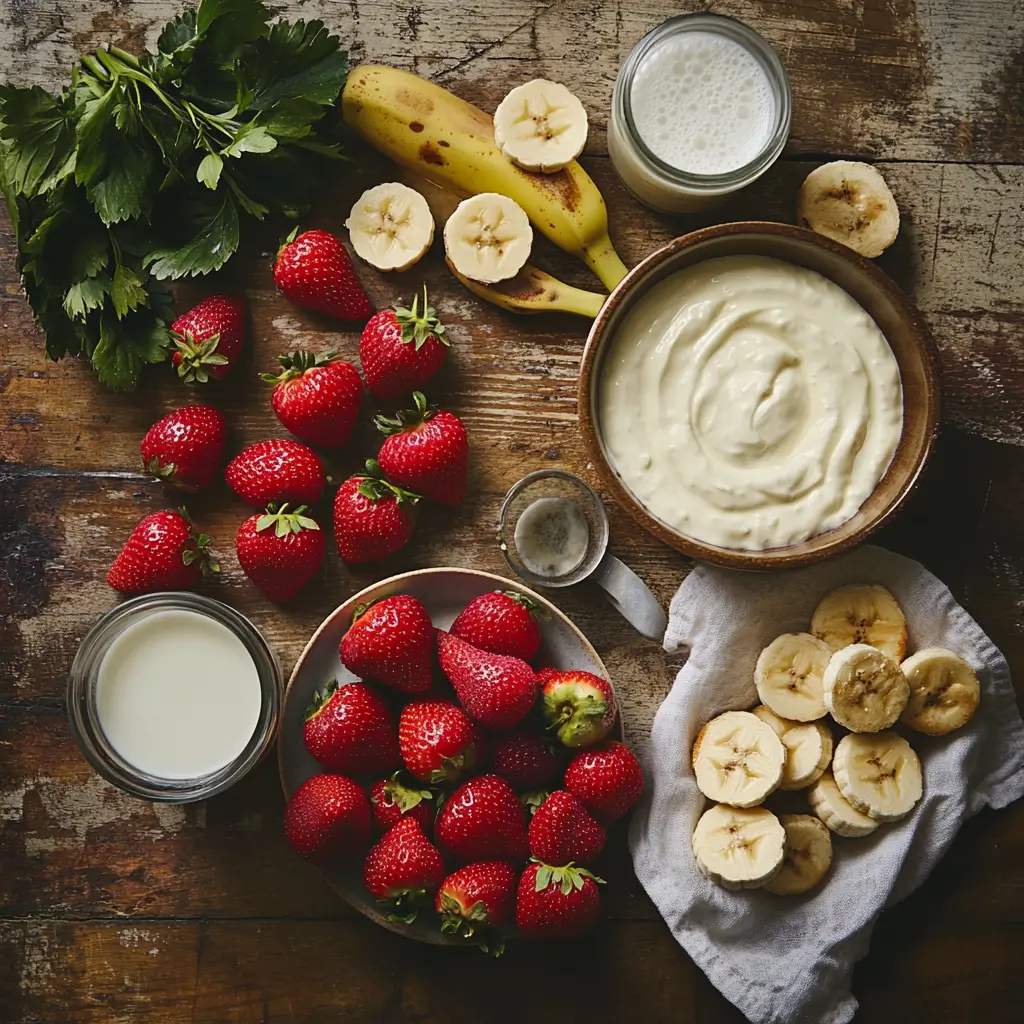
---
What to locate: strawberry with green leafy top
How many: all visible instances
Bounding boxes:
[541,669,617,749]
[333,461,419,564]
[274,228,374,321]
[436,861,517,953]
[225,439,325,507]
[435,774,529,862]
[140,405,227,492]
[107,508,218,594]
[528,791,606,866]
[451,590,543,661]
[368,774,436,833]
[303,681,401,776]
[563,741,644,823]
[171,295,246,383]
[515,862,604,940]
[398,700,482,783]
[284,773,372,863]
[340,594,434,693]
[362,816,445,923]
[236,504,324,602]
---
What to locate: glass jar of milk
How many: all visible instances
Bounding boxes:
[609,13,791,212]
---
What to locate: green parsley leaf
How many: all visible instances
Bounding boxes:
[91,307,170,390]
[64,276,111,320]
[144,191,239,279]
[245,20,349,109]
[0,85,77,197]
[196,151,223,189]
[110,263,149,317]
[222,122,277,158]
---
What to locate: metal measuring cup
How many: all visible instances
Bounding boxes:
[498,469,667,641]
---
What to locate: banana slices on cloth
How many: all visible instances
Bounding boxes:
[629,545,1024,1024]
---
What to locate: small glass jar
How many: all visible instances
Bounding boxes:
[68,592,282,803]
[609,13,791,213]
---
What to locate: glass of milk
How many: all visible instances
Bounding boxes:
[68,593,281,802]
[609,13,791,212]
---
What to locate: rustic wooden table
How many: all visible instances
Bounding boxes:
[1,0,1022,1020]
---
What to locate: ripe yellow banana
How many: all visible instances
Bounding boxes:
[446,259,606,318]
[341,65,629,291]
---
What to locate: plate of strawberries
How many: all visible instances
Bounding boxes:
[278,567,644,949]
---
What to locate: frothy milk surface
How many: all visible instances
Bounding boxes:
[96,609,262,780]
[630,31,775,175]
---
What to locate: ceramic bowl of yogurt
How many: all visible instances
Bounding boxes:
[578,222,941,569]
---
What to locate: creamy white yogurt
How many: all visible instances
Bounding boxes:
[598,255,903,550]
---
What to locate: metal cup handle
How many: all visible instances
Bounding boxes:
[590,553,667,642]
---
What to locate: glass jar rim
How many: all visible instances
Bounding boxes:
[67,592,282,803]
[615,12,792,192]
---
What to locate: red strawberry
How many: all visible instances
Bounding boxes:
[398,700,482,783]
[541,669,617,749]
[236,504,325,602]
[368,774,436,833]
[274,228,374,321]
[361,287,449,400]
[284,773,372,862]
[107,508,218,594]
[529,790,606,866]
[374,392,467,507]
[362,816,445,922]
[140,405,227,492]
[564,741,644,823]
[225,439,325,507]
[535,667,560,688]
[262,350,362,448]
[340,595,434,693]
[435,774,529,862]
[515,862,603,940]
[491,729,561,790]
[170,295,246,383]
[333,463,419,564]
[436,630,536,730]
[303,680,401,776]
[451,591,543,661]
[436,861,517,951]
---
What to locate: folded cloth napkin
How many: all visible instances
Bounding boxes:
[628,545,1024,1024]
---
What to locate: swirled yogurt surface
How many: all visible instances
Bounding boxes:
[598,255,903,550]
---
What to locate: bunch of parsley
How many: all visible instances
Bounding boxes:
[0,0,349,390]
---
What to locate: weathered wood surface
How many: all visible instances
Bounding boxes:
[1,0,1023,1021]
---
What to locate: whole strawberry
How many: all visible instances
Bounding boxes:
[340,595,434,693]
[262,350,362,448]
[275,228,374,321]
[529,790,606,866]
[225,439,325,507]
[515,862,603,940]
[374,392,467,507]
[107,508,218,594]
[491,728,561,790]
[435,774,529,863]
[284,773,372,862]
[362,816,445,922]
[236,504,324,602]
[170,295,246,383]
[368,774,436,833]
[140,405,227,493]
[399,700,482,783]
[451,591,543,661]
[436,861,517,952]
[334,462,419,564]
[541,669,617,749]
[436,630,537,729]
[361,287,449,400]
[304,681,401,776]
[564,741,644,823]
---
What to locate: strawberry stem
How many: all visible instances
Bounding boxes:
[304,679,339,720]
[356,460,421,505]
[255,503,320,538]
[393,285,448,351]
[260,349,337,386]
[373,391,434,436]
[173,331,230,384]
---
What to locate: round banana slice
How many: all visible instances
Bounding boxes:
[692,804,786,891]
[810,584,908,660]
[751,706,833,791]
[900,647,981,736]
[807,771,879,838]
[832,731,923,822]
[345,182,435,271]
[796,160,900,258]
[764,814,833,896]
[754,633,832,721]
[823,643,909,733]
[443,193,533,284]
[691,710,786,808]
[493,79,588,173]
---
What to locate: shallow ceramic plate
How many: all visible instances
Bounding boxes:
[278,567,614,944]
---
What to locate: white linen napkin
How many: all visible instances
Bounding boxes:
[628,545,1024,1024]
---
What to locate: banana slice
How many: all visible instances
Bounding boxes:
[751,706,833,791]
[345,182,435,271]
[810,584,908,660]
[764,814,833,895]
[692,804,786,891]
[691,710,786,808]
[754,633,832,721]
[443,193,533,283]
[796,161,900,258]
[900,648,981,736]
[823,644,909,732]
[807,770,879,838]
[832,731,923,822]
[493,79,588,173]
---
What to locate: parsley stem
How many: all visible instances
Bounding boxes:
[108,46,142,70]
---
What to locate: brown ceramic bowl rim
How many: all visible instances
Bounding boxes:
[578,222,942,570]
